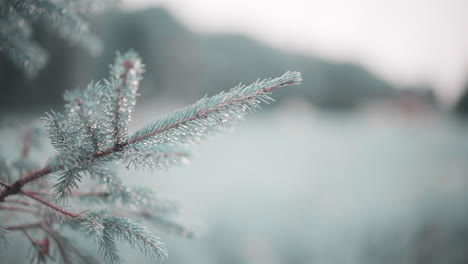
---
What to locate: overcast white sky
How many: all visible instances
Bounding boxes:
[123,0,468,105]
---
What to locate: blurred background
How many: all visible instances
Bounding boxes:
[2,0,468,263]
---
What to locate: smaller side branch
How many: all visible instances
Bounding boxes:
[41,225,70,264]
[0,205,38,214]
[76,98,100,151]
[3,199,38,207]
[22,230,36,244]
[23,229,56,263]
[17,167,53,188]
[42,224,93,264]
[4,221,43,231]
[21,191,82,219]
[113,59,133,147]
[26,190,109,198]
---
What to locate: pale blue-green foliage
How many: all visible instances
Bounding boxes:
[130,71,302,147]
[1,50,300,264]
[63,83,104,152]
[39,49,299,211]
[52,233,100,264]
[43,50,195,204]
[84,212,167,264]
[33,50,188,263]
[104,50,145,146]
[0,0,108,76]
[43,51,148,202]
[0,4,47,76]
[123,144,191,171]
[27,228,100,264]
[79,165,179,215]
[43,110,74,152]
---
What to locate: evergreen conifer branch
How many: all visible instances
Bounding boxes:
[84,212,167,264]
[0,0,109,76]
[3,199,38,207]
[4,221,44,231]
[26,190,110,200]
[42,225,70,264]
[0,204,38,214]
[0,33,47,76]
[104,51,145,147]
[22,230,57,263]
[123,144,191,171]
[128,71,302,147]
[42,224,99,264]
[0,50,301,263]
[21,190,83,219]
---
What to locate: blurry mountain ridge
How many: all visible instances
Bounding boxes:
[0,7,436,112]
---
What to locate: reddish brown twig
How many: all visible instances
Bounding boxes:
[21,190,82,219]
[0,204,38,214]
[4,199,38,207]
[41,224,70,264]
[4,221,43,231]
[42,224,93,264]
[26,190,109,198]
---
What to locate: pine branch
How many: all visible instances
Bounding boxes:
[1,0,105,75]
[123,144,190,171]
[21,190,82,219]
[0,168,52,201]
[0,5,48,76]
[41,225,70,264]
[84,212,167,264]
[8,0,102,54]
[4,221,44,231]
[0,50,301,263]
[0,31,48,76]
[54,168,85,203]
[129,71,302,146]
[62,82,106,154]
[27,190,109,198]
[21,230,37,246]
[42,224,99,264]
[43,111,73,152]
[23,230,56,263]
[3,199,37,207]
[76,97,100,151]
[102,51,145,147]
[0,70,300,201]
[0,204,38,214]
